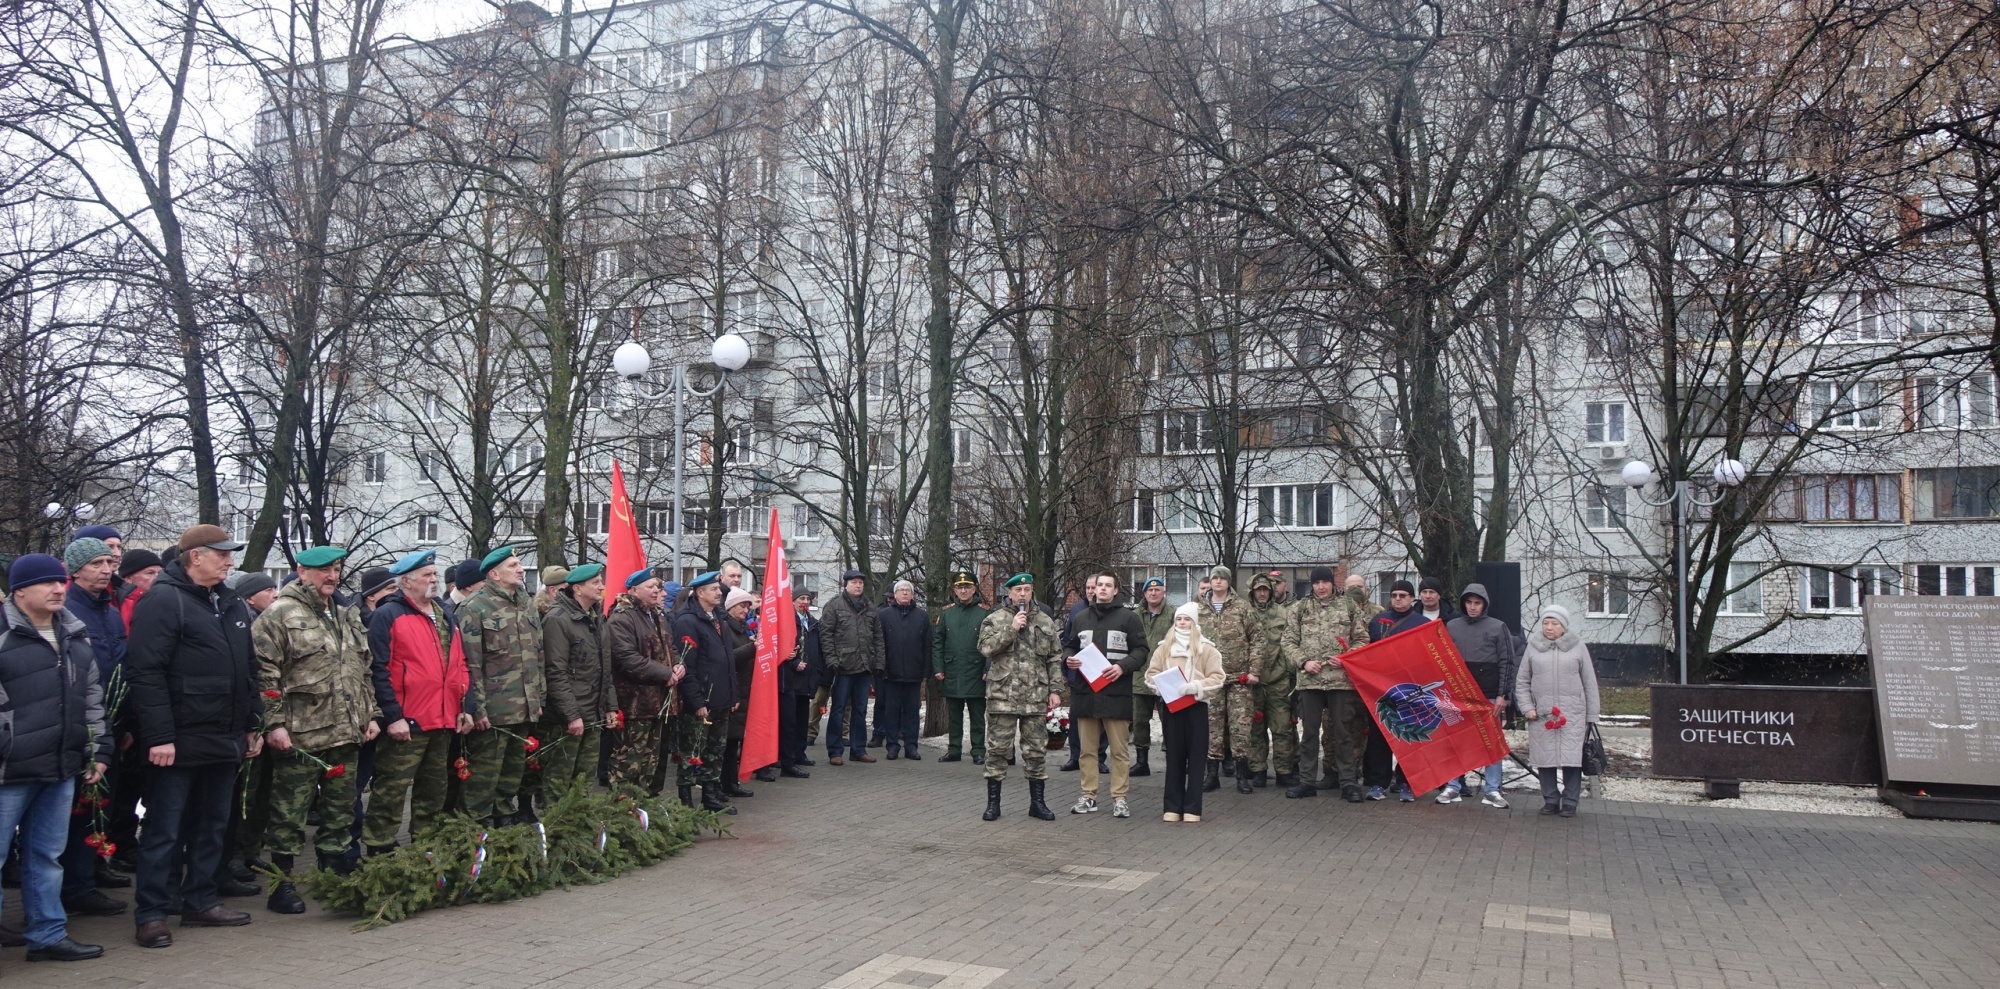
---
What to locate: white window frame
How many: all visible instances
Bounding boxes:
[1585,572,1632,617]
[1585,401,1628,443]
[1799,565,1898,613]
[362,451,387,485]
[1117,490,1158,533]
[414,514,440,544]
[1810,380,1884,430]
[1160,489,1214,533]
[1712,562,1764,616]
[1253,484,1335,529]
[790,503,822,539]
[1913,564,1999,597]
[1583,485,1627,531]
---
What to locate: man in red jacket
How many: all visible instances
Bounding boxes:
[361,551,472,855]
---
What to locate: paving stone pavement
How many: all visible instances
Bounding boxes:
[11,736,2000,989]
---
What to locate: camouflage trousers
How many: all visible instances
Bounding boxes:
[266,743,360,860]
[361,729,453,849]
[1249,681,1298,775]
[1131,694,1161,750]
[535,723,602,801]
[462,721,533,821]
[983,712,1050,781]
[611,718,667,794]
[675,715,726,787]
[804,685,831,743]
[1207,681,1257,762]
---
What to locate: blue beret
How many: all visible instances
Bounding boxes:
[1141,577,1165,591]
[1004,572,1034,588]
[686,570,721,589]
[566,563,605,584]
[389,550,436,575]
[625,567,659,590]
[295,546,348,569]
[479,546,515,574]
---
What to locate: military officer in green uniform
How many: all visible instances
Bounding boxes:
[931,570,990,763]
[457,546,545,825]
[1247,572,1298,789]
[539,563,611,799]
[1130,576,1173,777]
[1199,566,1264,795]
[251,545,380,915]
[977,573,1062,821]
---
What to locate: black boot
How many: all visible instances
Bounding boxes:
[266,855,305,915]
[1221,758,1234,778]
[514,799,540,825]
[1235,758,1254,794]
[677,785,695,809]
[1131,747,1151,777]
[1098,757,1110,775]
[1252,769,1269,788]
[1059,747,1079,772]
[700,787,738,815]
[725,779,755,798]
[1285,779,1318,799]
[1275,771,1297,788]
[1203,759,1221,792]
[1027,779,1056,820]
[981,778,1003,821]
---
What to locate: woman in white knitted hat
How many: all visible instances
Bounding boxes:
[1144,602,1226,822]
[1514,604,1600,816]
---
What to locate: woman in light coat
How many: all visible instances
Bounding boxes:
[1514,605,1600,817]
[1144,602,1226,823]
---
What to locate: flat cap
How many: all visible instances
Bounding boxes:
[540,565,570,586]
[178,524,245,553]
[841,568,866,583]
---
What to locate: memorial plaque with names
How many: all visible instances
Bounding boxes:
[1864,597,2000,788]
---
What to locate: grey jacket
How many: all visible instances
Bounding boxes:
[1445,584,1516,700]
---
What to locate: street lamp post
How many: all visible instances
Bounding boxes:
[1622,458,1746,684]
[612,333,750,583]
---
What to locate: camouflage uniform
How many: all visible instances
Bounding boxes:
[1248,575,1297,779]
[457,583,545,820]
[539,589,612,797]
[1199,591,1264,764]
[607,594,676,793]
[978,606,1062,781]
[1132,604,1174,750]
[251,580,380,863]
[1284,589,1374,788]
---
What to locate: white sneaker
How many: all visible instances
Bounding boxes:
[1070,796,1098,814]
[1481,791,1509,808]
[1436,786,1463,804]
[1112,798,1130,818]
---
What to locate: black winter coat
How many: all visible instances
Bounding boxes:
[782,611,825,696]
[0,602,111,784]
[1063,601,1149,720]
[673,607,737,713]
[125,563,263,766]
[877,603,931,682]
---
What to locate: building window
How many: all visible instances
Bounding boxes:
[414,515,440,543]
[722,424,757,465]
[863,362,897,400]
[1585,402,1628,443]
[1159,411,1217,454]
[950,428,974,464]
[1800,565,1898,612]
[1117,490,1157,532]
[418,453,444,482]
[867,431,894,469]
[1163,566,1208,605]
[1836,291,1901,342]
[1711,562,1764,616]
[500,441,544,475]
[791,503,821,539]
[362,452,387,484]
[1809,381,1884,430]
[578,502,613,536]
[1585,573,1632,617]
[725,497,767,535]
[1254,484,1334,529]
[866,501,893,538]
[1912,467,2000,520]
[1583,486,1627,531]
[1913,564,1998,597]
[1786,473,1903,522]
[1159,489,1214,532]
[1916,374,1998,430]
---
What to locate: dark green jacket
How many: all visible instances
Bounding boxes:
[541,590,612,724]
[1133,604,1173,697]
[931,601,990,698]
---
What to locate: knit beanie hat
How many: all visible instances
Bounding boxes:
[7,554,68,591]
[63,538,113,574]
[118,549,162,578]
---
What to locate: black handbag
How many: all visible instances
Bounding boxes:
[1581,724,1607,776]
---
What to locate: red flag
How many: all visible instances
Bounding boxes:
[742,507,791,779]
[603,461,647,614]
[1338,621,1511,795]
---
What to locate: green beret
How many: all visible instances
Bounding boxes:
[1003,572,1034,589]
[565,563,605,585]
[479,546,515,574]
[295,546,348,569]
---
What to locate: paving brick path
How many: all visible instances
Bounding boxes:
[14,738,1999,988]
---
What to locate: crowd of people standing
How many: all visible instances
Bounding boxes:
[0,527,1599,963]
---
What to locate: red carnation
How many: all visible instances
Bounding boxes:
[324,763,348,779]
[687,757,703,767]
[97,841,116,859]
[263,690,282,699]
[71,804,86,817]
[456,767,472,780]
[526,758,541,770]
[680,636,696,650]
[606,711,624,729]
[523,736,541,754]
[83,833,102,848]
[1253,711,1266,723]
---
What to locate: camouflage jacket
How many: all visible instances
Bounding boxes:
[977,605,1062,715]
[252,580,380,751]
[1196,592,1264,679]
[1132,605,1175,696]
[458,583,545,725]
[1284,593,1373,691]
[1248,574,1293,685]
